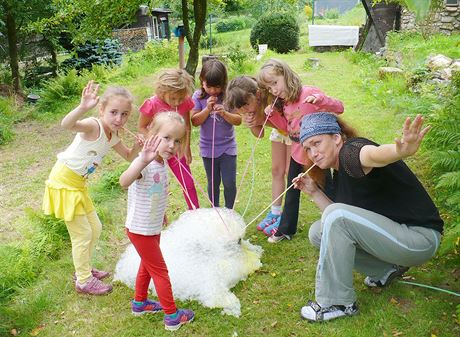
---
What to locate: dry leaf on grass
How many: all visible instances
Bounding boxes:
[30,324,45,336]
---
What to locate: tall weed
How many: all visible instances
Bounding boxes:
[0,210,69,303]
[90,163,129,204]
[423,74,460,254]
[37,69,87,115]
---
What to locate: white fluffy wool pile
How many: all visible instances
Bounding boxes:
[113,208,263,316]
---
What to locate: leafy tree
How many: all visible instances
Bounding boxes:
[181,0,207,76]
[0,0,48,93]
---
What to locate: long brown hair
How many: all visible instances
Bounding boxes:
[258,58,302,103]
[199,58,228,99]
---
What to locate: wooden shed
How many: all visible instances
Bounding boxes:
[129,6,172,41]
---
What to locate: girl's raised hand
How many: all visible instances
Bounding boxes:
[79,80,100,111]
[395,114,431,158]
[139,135,161,164]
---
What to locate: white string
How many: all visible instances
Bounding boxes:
[244,163,316,230]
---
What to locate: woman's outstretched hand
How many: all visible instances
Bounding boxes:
[395,114,431,158]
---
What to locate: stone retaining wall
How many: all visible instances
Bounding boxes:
[401,4,460,35]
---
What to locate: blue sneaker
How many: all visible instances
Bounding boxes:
[256,211,280,231]
[263,216,281,236]
[164,309,194,331]
[131,299,162,316]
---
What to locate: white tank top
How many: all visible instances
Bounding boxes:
[57,117,120,177]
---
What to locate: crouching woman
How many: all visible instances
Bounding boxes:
[293,112,443,322]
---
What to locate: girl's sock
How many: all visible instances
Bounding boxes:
[133,300,144,305]
[165,311,178,319]
[271,205,282,215]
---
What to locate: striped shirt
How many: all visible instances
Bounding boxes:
[125,160,169,235]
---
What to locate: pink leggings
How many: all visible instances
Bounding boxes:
[168,156,199,210]
[127,230,177,314]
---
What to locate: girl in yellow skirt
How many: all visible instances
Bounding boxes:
[43,80,143,295]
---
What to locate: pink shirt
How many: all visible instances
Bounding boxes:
[139,95,194,121]
[284,86,344,165]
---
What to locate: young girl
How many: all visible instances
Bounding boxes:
[257,58,345,243]
[226,75,291,231]
[43,80,142,295]
[138,68,199,210]
[120,112,194,331]
[191,59,242,208]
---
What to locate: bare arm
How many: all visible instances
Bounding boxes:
[303,92,344,115]
[112,139,143,162]
[61,81,101,137]
[184,111,193,164]
[138,113,152,136]
[214,104,242,126]
[359,115,430,172]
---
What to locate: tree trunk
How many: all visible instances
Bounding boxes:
[182,0,207,77]
[45,38,58,75]
[4,3,21,93]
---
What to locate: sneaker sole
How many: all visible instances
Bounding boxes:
[382,267,409,287]
[164,317,194,331]
[301,310,359,323]
[75,286,113,296]
[132,310,162,316]
[365,267,409,288]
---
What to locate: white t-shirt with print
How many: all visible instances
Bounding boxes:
[125,159,168,235]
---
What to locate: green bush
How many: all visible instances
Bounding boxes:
[61,39,122,72]
[215,16,254,33]
[199,34,222,49]
[119,39,178,80]
[226,44,255,78]
[424,73,460,255]
[37,69,86,114]
[250,12,299,54]
[322,8,339,20]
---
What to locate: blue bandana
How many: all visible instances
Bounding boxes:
[300,112,341,144]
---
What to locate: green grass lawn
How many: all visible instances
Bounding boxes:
[1,27,459,337]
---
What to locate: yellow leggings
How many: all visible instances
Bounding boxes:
[65,211,102,284]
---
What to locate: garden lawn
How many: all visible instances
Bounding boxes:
[1,47,459,337]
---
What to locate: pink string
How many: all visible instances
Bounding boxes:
[211,110,217,207]
[233,96,279,210]
[173,155,230,233]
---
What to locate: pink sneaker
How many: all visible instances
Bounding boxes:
[75,276,113,295]
[73,268,111,281]
[90,268,111,280]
